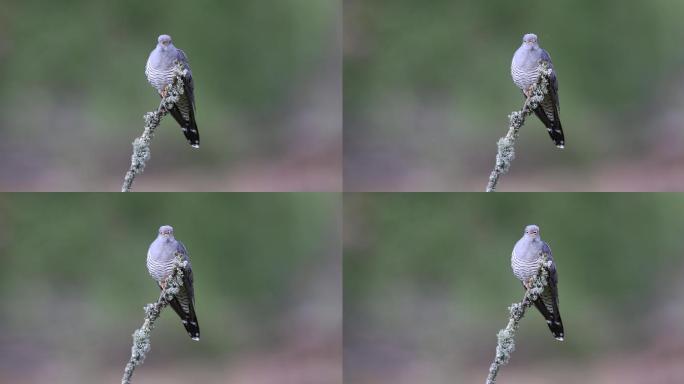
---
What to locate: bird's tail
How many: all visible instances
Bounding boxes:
[532,298,564,341]
[181,308,200,341]
[545,312,564,341]
[181,118,200,149]
[530,99,565,149]
[546,120,565,149]
[169,297,200,341]
[168,104,200,148]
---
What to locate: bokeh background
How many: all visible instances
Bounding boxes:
[0,0,340,191]
[344,0,684,191]
[345,193,684,383]
[0,193,341,384]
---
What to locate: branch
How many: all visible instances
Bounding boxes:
[485,62,552,192]
[485,254,551,384]
[121,63,187,192]
[121,253,186,384]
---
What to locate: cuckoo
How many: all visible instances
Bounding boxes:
[511,224,564,341]
[147,225,200,340]
[145,34,200,148]
[511,33,565,148]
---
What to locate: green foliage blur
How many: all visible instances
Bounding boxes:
[344,193,684,382]
[344,0,684,191]
[0,193,341,382]
[0,0,340,191]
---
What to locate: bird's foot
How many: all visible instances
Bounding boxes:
[524,85,535,98]
[525,277,535,289]
[161,85,170,98]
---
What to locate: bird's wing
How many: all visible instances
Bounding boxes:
[530,49,564,147]
[176,240,194,299]
[176,48,195,107]
[527,241,563,339]
[541,241,558,286]
[540,49,559,106]
[176,239,189,257]
[167,239,200,339]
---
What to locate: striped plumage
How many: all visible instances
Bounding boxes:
[511,33,565,149]
[511,224,564,341]
[147,225,200,341]
[145,34,200,148]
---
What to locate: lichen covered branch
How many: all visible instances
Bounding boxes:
[485,62,552,192]
[121,63,187,192]
[485,254,551,384]
[121,253,186,384]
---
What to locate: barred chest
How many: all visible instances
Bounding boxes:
[146,241,178,282]
[511,64,539,91]
[145,64,176,93]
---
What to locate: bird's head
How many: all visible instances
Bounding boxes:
[524,224,540,238]
[522,33,539,49]
[157,34,173,50]
[158,225,175,239]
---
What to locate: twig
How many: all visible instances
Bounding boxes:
[121,253,186,384]
[485,254,551,384]
[485,62,552,192]
[121,63,187,192]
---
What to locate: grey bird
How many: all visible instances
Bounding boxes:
[147,225,200,340]
[511,33,565,148]
[145,34,200,148]
[511,224,564,341]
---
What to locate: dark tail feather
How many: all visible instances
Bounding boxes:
[547,315,564,341]
[532,298,564,341]
[546,120,565,149]
[181,119,200,148]
[168,106,200,148]
[169,297,200,341]
[532,107,565,149]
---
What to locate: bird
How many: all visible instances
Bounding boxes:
[146,225,200,340]
[511,33,565,149]
[511,224,564,341]
[145,34,200,148]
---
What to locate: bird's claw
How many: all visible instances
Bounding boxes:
[525,277,535,289]
[524,85,534,98]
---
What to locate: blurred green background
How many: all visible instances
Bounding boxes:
[0,193,341,383]
[345,193,684,383]
[344,0,684,191]
[0,0,341,191]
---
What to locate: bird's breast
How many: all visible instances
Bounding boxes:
[511,253,540,282]
[146,243,178,282]
[145,62,176,93]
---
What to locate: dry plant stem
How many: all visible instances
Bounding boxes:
[121,64,186,192]
[485,63,552,192]
[485,254,550,384]
[121,254,186,384]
